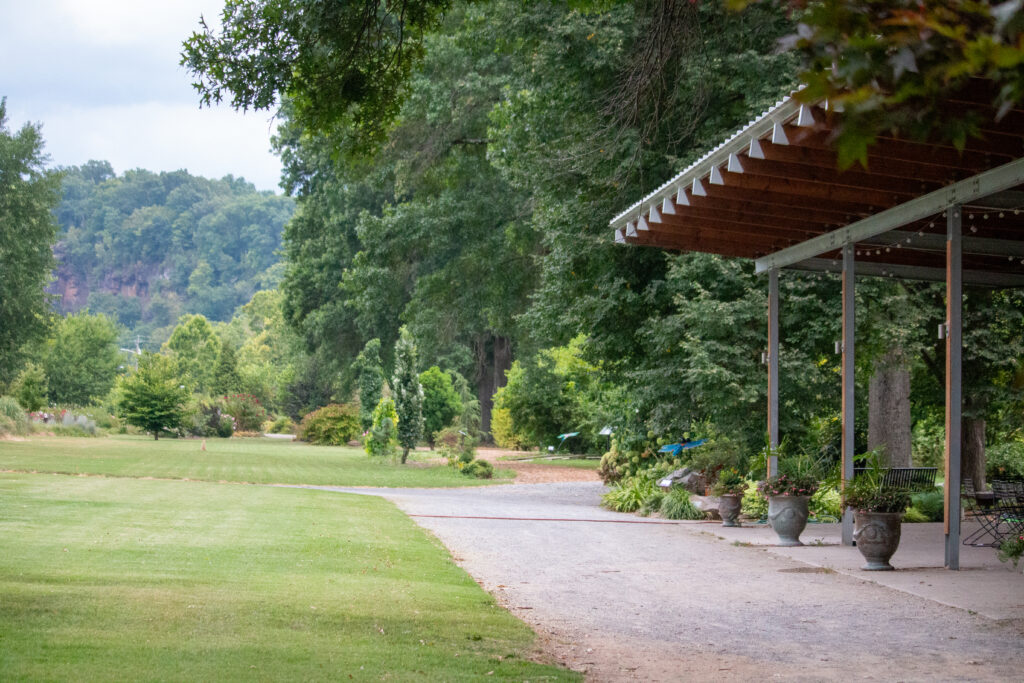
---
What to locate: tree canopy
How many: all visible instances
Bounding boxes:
[0,99,62,384]
[53,162,293,336]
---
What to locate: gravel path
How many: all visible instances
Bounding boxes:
[314,482,1024,681]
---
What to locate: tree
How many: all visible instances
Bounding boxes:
[115,352,189,439]
[419,365,462,447]
[354,339,386,432]
[42,312,122,405]
[163,314,220,393]
[365,396,399,458]
[775,0,1024,168]
[0,99,62,384]
[10,362,47,412]
[212,340,243,395]
[392,327,424,463]
[181,0,453,154]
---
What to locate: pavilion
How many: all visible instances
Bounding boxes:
[610,80,1024,569]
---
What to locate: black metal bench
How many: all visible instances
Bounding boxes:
[852,466,938,492]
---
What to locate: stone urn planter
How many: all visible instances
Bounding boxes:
[718,494,743,527]
[852,510,904,571]
[767,495,810,546]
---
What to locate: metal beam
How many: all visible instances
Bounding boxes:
[945,206,963,570]
[841,244,856,546]
[767,269,779,478]
[868,230,1024,259]
[792,258,1024,287]
[755,157,1024,273]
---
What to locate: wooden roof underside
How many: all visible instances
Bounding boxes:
[612,82,1024,285]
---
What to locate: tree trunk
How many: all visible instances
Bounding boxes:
[474,333,513,440]
[961,416,986,491]
[401,446,409,464]
[153,431,159,441]
[867,349,912,467]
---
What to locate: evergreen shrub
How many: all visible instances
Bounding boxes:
[365,397,399,458]
[461,459,494,479]
[298,403,360,445]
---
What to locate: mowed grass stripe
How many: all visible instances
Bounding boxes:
[0,473,576,681]
[0,436,510,487]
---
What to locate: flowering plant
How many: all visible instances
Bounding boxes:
[757,473,819,498]
[998,534,1024,569]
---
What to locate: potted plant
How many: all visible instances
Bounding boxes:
[758,471,819,546]
[998,534,1024,573]
[845,458,911,571]
[711,468,747,527]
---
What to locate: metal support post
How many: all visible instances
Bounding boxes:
[945,206,963,570]
[767,268,780,478]
[841,244,856,546]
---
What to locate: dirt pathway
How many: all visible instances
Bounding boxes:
[321,481,1024,682]
[475,447,601,484]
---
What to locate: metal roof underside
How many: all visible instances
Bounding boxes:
[611,80,1024,286]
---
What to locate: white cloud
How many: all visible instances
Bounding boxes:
[1,1,283,191]
[16,102,282,191]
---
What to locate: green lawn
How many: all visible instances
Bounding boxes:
[0,472,578,681]
[0,436,512,487]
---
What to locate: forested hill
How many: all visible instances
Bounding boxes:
[50,161,293,334]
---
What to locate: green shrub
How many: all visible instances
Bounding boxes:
[986,440,1024,481]
[912,413,945,468]
[10,362,47,412]
[366,397,399,458]
[684,433,744,480]
[298,403,360,445]
[186,396,234,438]
[741,481,767,520]
[810,485,842,521]
[491,405,531,450]
[220,394,268,432]
[601,477,657,513]
[902,507,930,523]
[461,459,494,479]
[638,489,665,517]
[907,489,944,522]
[264,415,296,434]
[660,487,705,520]
[437,425,475,466]
[0,396,29,435]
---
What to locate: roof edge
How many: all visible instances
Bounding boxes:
[608,93,805,229]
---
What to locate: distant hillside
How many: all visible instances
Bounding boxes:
[50,161,294,341]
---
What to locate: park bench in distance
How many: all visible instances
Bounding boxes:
[852,466,938,492]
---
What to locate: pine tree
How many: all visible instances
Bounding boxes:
[392,327,424,464]
[213,341,243,396]
[355,339,385,432]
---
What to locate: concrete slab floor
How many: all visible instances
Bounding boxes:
[707,519,1024,621]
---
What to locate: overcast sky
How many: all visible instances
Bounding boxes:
[1,0,284,192]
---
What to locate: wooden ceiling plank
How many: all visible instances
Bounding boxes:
[757,138,958,185]
[656,213,825,242]
[786,125,1005,173]
[696,182,880,217]
[718,168,912,207]
[680,192,853,226]
[733,155,938,196]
